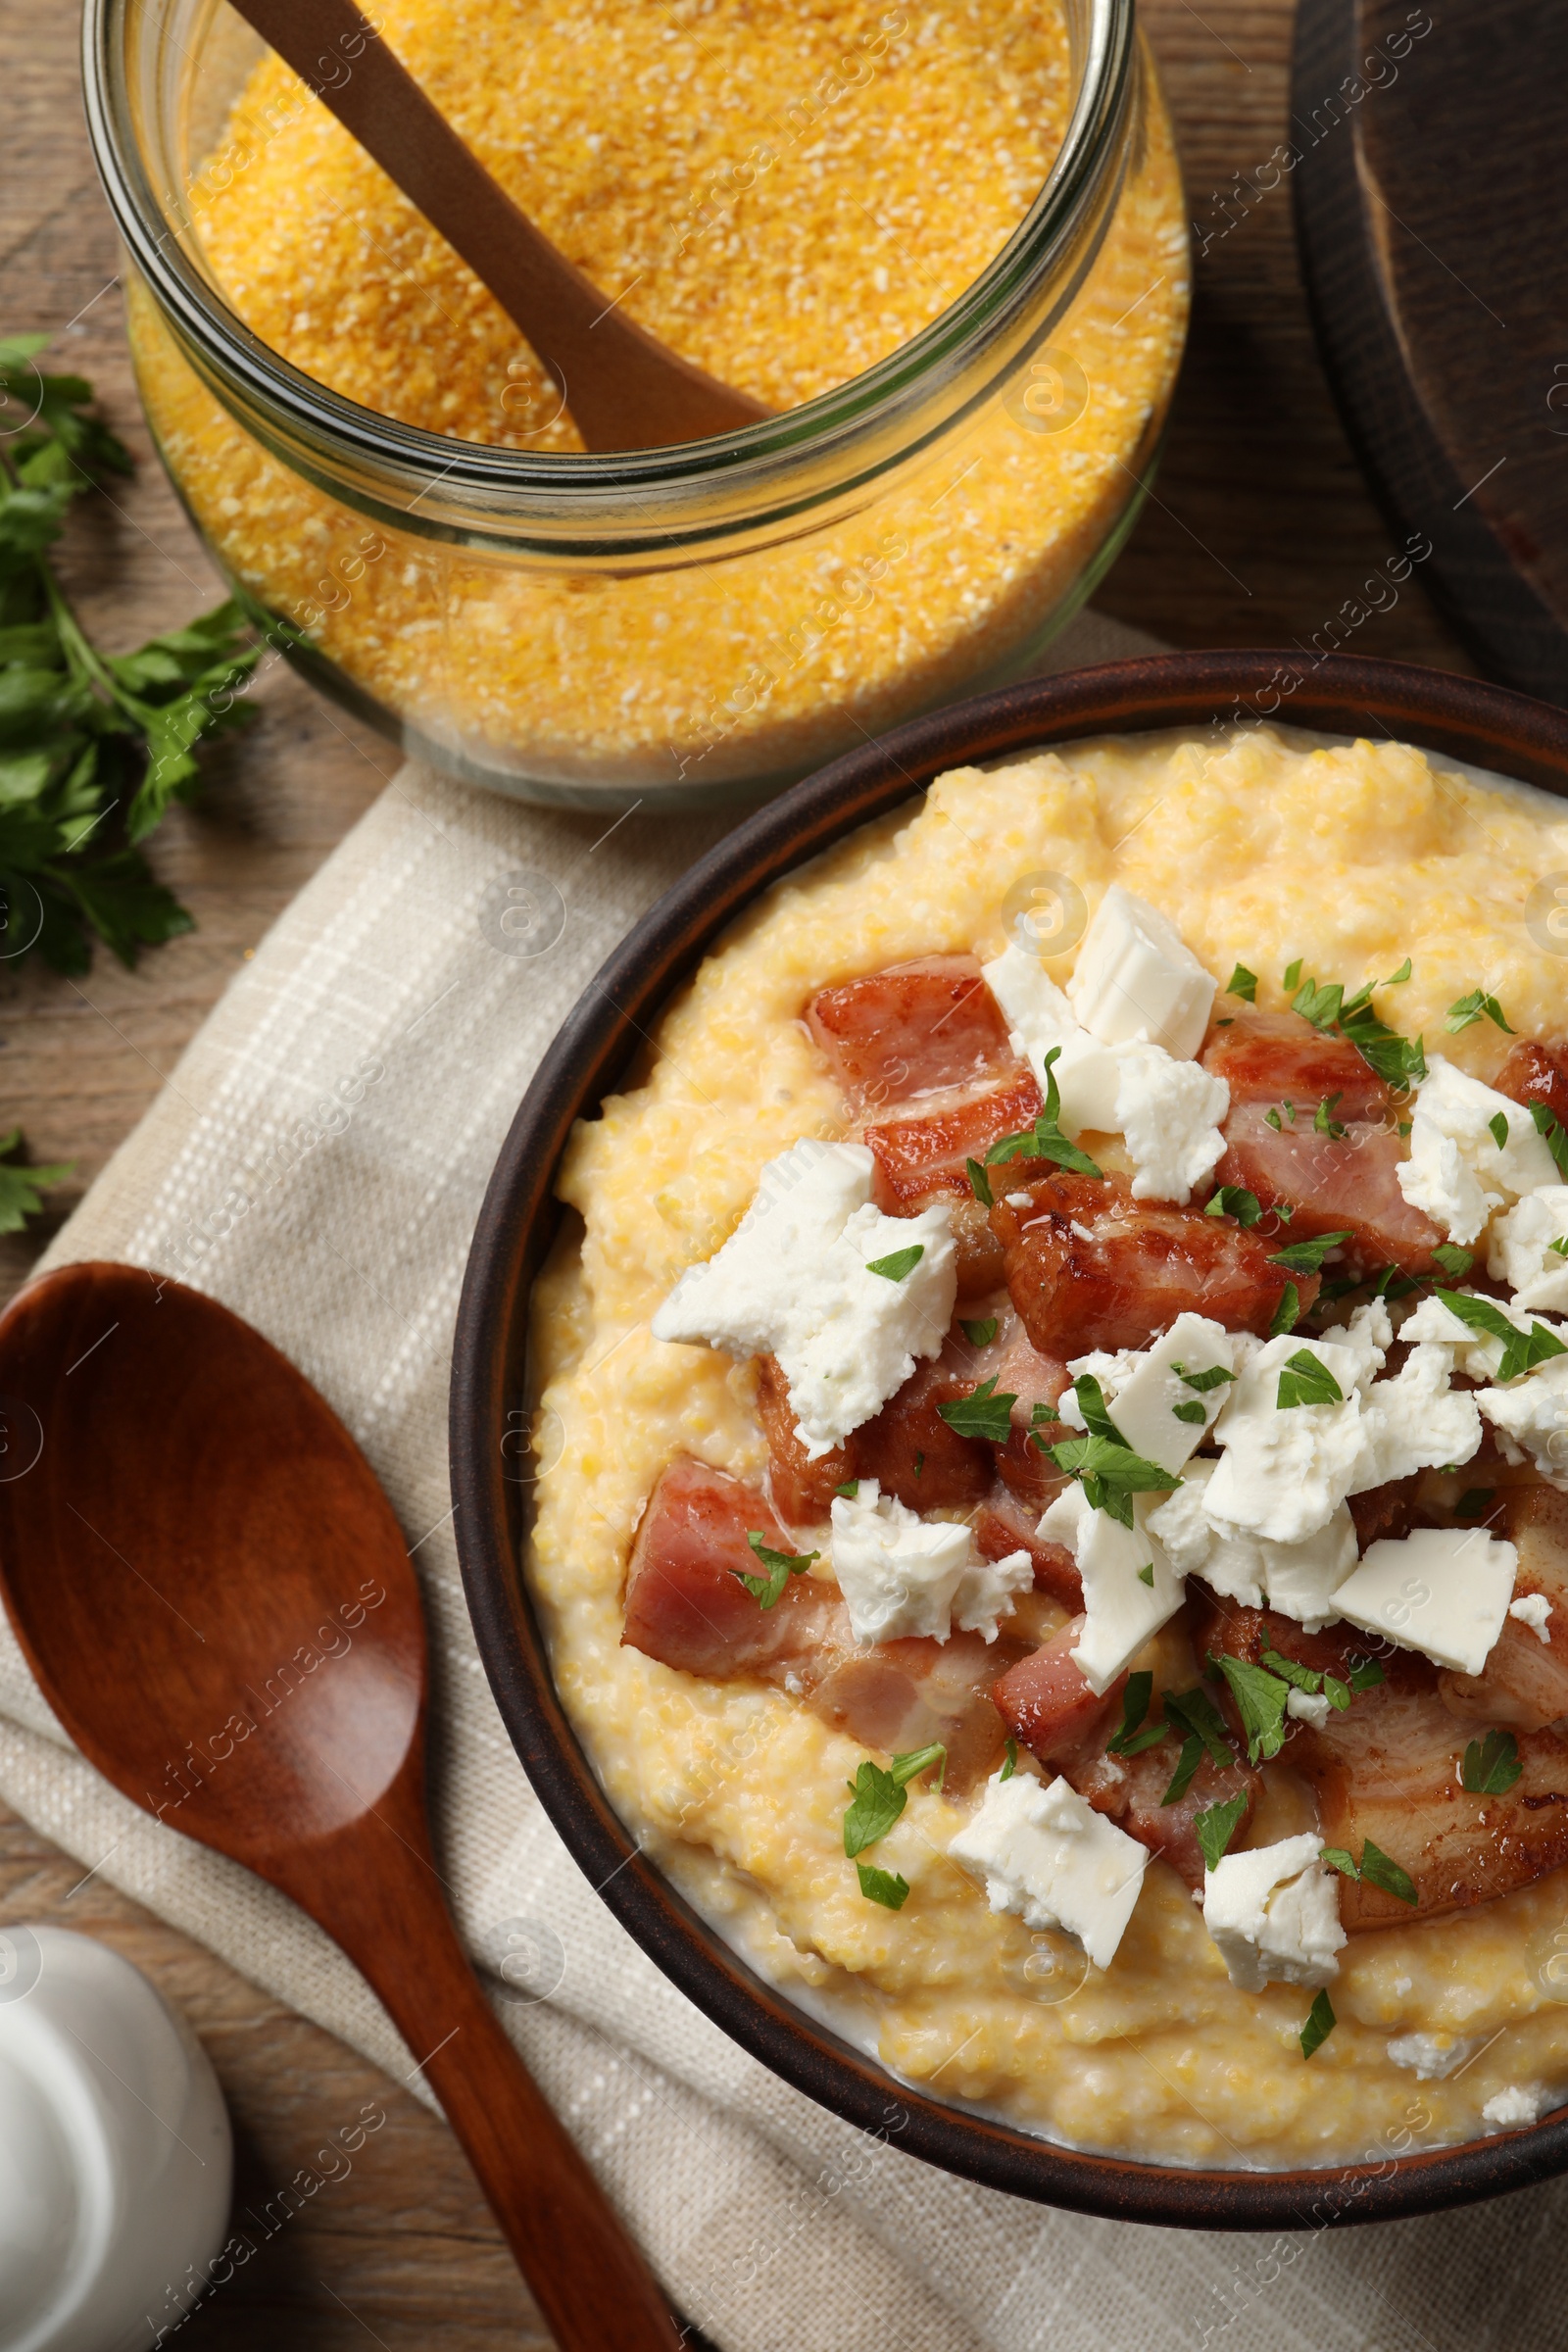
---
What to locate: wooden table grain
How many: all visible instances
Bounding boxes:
[0,0,1476,2341]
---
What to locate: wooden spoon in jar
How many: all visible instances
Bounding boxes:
[220,0,770,452]
[0,1261,682,2352]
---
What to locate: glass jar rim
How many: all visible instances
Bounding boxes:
[85,0,1136,540]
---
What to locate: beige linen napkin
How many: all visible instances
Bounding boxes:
[0,607,1556,2350]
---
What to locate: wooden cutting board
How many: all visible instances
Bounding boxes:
[1293,0,1568,703]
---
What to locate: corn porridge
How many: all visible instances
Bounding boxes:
[123,0,1187,793]
[528,722,1568,2168]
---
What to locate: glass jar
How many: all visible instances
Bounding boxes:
[84,0,1188,810]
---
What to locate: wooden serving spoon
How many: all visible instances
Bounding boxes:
[0,1260,681,2352]
[221,0,770,451]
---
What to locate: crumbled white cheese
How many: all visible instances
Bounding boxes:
[1510,1592,1553,1643]
[1351,1343,1483,1490]
[1396,1057,1559,1246]
[1147,1458,1357,1630]
[829,1482,1029,1644]
[980,941,1228,1205]
[1338,1298,1395,1394]
[1399,1290,1531,1383]
[1285,1686,1332,1729]
[1479,1355,1568,1487]
[1332,1526,1518,1675]
[1387,2032,1482,2081]
[651,1142,956,1456]
[1062,1313,1235,1475]
[1037,1483,1186,1693]
[1201,1834,1346,1992]
[949,1770,1149,1970]
[1205,1333,1368,1544]
[1482,2084,1544,2130]
[1489,1185,1568,1314]
[1066,884,1217,1059]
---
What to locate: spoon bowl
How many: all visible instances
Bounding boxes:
[0,1259,680,2352]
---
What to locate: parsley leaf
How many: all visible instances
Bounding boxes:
[1214,1653,1291,1762]
[844,1761,906,1855]
[984,1048,1102,1180]
[1283,957,1302,992]
[1385,957,1413,985]
[966,1156,994,1207]
[1046,1431,1179,1528]
[936,1374,1016,1444]
[1162,1686,1235,1775]
[1268,1230,1354,1276]
[1320,1846,1359,1878]
[1300,1987,1337,2060]
[1488,1110,1510,1151]
[1205,1185,1262,1226]
[1359,1838,1418,1905]
[1261,1645,1322,1694]
[1106,1670,1155,1753]
[856,1861,909,1909]
[960,1316,998,1348]
[1070,1371,1123,1444]
[1276,1348,1345,1410]
[1293,976,1344,1031]
[1551,1240,1568,1261]
[1527,1101,1568,1182]
[1173,1360,1237,1394]
[1267,1281,1301,1338]
[1265,1106,1283,1132]
[892,1742,948,1790]
[1313,1092,1347,1139]
[1348,1655,1385,1692]
[835,1479,859,1497]
[1434,1287,1566,1384]
[1460,1727,1522,1795]
[1194,1793,1249,1872]
[1171,1399,1208,1425]
[1446,988,1513,1035]
[1431,1243,1474,1277]
[736,1532,819,1608]
[1001,1737,1018,1782]
[0,1128,73,1233]
[1226,963,1258,1003]
[865,1244,923,1281]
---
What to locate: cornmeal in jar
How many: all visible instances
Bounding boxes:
[529,722,1568,2167]
[127,0,1188,790]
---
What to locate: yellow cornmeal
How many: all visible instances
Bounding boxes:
[125,1,1187,789]
[529,723,1568,2167]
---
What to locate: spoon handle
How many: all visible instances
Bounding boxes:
[224,0,769,450]
[292,1793,683,2351]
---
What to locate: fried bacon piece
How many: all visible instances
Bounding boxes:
[758,1341,993,1525]
[992,1618,1123,1765]
[808,1632,1023,1795]
[807,956,1021,1113]
[1438,1486,1568,1733]
[1494,1038,1568,1132]
[866,1069,1044,1293]
[623,1456,845,1679]
[1197,1596,1568,1929]
[975,1486,1081,1610]
[991,1170,1314,1355]
[1214,1104,1442,1275]
[1201,1009,1389,1122]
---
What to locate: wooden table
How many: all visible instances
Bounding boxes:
[0,0,1475,2341]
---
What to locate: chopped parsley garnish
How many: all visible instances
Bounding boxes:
[1106,1671,1167,1756]
[1455,1487,1495,1518]
[1276,1349,1345,1410]
[1070,1371,1122,1443]
[966,1156,995,1207]
[1347,1654,1385,1692]
[1359,1839,1418,1905]
[1446,988,1513,1035]
[1282,961,1427,1090]
[1283,957,1302,992]
[1171,1399,1208,1425]
[1268,1230,1353,1276]
[1300,1987,1337,2060]
[835,1479,859,1497]
[1314,1092,1347,1139]
[960,1316,999,1348]
[1046,1431,1180,1529]
[1174,1360,1238,1394]
[1527,1100,1568,1182]
[1265,1106,1284,1132]
[1205,1185,1262,1226]
[1268,1281,1302,1337]
[736,1533,819,1608]
[1226,962,1258,1002]
[1160,1686,1235,1802]
[1460,1728,1522,1795]
[857,1862,909,1909]
[1488,1110,1510,1151]
[1431,1243,1474,1277]
[936,1375,1016,1444]
[865,1244,924,1281]
[1434,1287,1567,1383]
[913,1450,925,1478]
[1551,1239,1568,1260]
[1137,1561,1154,1585]
[985,1047,1102,1180]
[842,1744,948,1857]
[1320,1846,1359,1879]
[1001,1737,1018,1782]
[1214,1654,1291,1762]
[1194,1792,1249,1872]
[1261,1646,1349,1711]
[1385,957,1413,985]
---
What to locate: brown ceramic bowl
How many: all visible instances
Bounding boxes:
[451,650,1568,2227]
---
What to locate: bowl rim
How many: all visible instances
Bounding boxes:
[450,648,1568,2229]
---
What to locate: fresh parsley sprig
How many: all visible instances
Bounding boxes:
[735,1532,819,1608]
[936,1374,1016,1444]
[1446,988,1512,1035]
[0,334,261,972]
[1205,1184,1262,1226]
[1046,1374,1180,1529]
[1460,1727,1522,1795]
[1283,958,1426,1091]
[1319,1838,1417,1905]
[1268,1230,1353,1277]
[1275,1348,1346,1410]
[1434,1288,1567,1385]
[1194,1792,1249,1871]
[984,1048,1102,1180]
[1527,1100,1568,1183]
